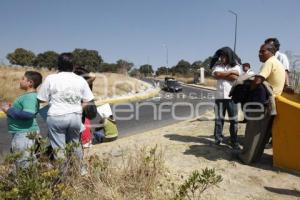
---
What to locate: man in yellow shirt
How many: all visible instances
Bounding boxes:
[252,43,285,95]
[238,43,285,164]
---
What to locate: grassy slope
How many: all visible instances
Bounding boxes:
[0,66,149,103]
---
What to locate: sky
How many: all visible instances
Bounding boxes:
[1,0,300,72]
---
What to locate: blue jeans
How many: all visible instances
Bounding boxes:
[93,129,105,144]
[47,113,83,161]
[214,99,238,144]
[11,131,38,168]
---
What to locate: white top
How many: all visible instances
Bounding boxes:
[275,51,290,71]
[244,69,255,76]
[212,64,241,99]
[37,72,94,116]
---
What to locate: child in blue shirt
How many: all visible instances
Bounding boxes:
[1,71,42,168]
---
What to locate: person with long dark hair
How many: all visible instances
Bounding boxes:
[210,47,242,149]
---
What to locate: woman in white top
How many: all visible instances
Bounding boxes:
[210,47,242,149]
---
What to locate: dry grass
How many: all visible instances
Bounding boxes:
[93,73,150,98]
[0,65,150,103]
[0,144,168,200]
[72,146,167,200]
[0,65,52,102]
[203,77,217,87]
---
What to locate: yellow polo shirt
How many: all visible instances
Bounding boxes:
[259,56,285,96]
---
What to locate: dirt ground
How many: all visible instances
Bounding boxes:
[87,111,300,200]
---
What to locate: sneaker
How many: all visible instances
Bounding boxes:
[215,139,222,145]
[231,142,241,150]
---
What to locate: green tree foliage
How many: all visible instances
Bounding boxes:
[6,48,36,66]
[129,68,140,77]
[99,62,118,73]
[173,168,222,200]
[72,48,103,72]
[171,60,191,75]
[116,59,134,74]
[33,51,59,70]
[156,66,169,76]
[191,60,202,73]
[139,64,154,76]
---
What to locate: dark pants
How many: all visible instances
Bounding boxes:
[238,108,274,164]
[214,99,238,144]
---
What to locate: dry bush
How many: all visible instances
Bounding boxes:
[73,145,166,200]
[0,139,222,200]
[0,139,167,200]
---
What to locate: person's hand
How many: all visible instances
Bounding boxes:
[283,85,294,94]
[87,73,96,84]
[0,101,10,113]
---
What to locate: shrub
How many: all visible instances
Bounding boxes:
[0,143,166,200]
[172,168,222,200]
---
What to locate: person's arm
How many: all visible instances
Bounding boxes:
[0,104,10,114]
[251,75,265,90]
[81,80,95,103]
[281,54,290,86]
[213,70,239,81]
[37,77,50,103]
[252,62,270,90]
[6,107,35,120]
[284,70,290,87]
[86,73,96,85]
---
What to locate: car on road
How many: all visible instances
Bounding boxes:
[163,79,183,92]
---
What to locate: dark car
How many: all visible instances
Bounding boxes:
[163,80,182,92]
[164,77,175,82]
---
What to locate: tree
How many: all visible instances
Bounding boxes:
[171,59,191,75]
[116,59,134,74]
[139,64,154,76]
[33,51,59,70]
[100,62,118,73]
[129,68,140,77]
[191,60,203,72]
[72,48,103,72]
[7,48,36,66]
[156,66,169,76]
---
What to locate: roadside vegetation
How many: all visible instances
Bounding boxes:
[0,137,222,200]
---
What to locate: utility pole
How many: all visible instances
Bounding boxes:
[228,10,238,53]
[163,44,169,75]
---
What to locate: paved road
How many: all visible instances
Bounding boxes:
[113,81,215,136]
[0,82,215,155]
